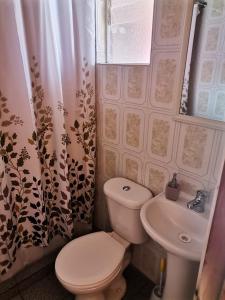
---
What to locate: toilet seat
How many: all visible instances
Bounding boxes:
[58,263,122,294]
[55,231,125,292]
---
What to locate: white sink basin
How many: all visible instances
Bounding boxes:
[140,193,208,261]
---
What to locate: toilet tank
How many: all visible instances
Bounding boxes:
[103,177,152,244]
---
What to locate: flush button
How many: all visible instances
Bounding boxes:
[179,233,191,243]
[123,186,130,191]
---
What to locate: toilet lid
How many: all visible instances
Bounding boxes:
[55,231,125,287]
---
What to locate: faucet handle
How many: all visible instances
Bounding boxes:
[197,190,208,197]
[196,190,208,199]
[187,190,208,213]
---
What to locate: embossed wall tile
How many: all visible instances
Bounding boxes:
[183,127,207,169]
[103,146,119,178]
[126,114,140,147]
[197,91,210,115]
[150,52,179,110]
[123,108,144,152]
[132,241,166,282]
[122,153,142,183]
[102,65,122,100]
[200,60,215,83]
[145,163,169,196]
[210,0,225,18]
[154,59,176,103]
[213,131,225,181]
[177,124,215,176]
[96,65,102,99]
[214,91,225,119]
[220,61,225,85]
[205,26,220,52]
[178,174,205,197]
[103,104,120,144]
[154,0,185,46]
[138,240,165,283]
[124,66,147,104]
[147,113,175,163]
[151,119,169,157]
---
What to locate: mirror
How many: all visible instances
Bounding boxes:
[180,0,225,122]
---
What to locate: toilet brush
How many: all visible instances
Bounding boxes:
[158,258,166,297]
[150,258,166,300]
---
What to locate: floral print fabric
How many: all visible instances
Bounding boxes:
[0,0,95,275]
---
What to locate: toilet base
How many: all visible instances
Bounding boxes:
[104,274,126,300]
[76,292,105,300]
[75,274,126,300]
[75,245,131,300]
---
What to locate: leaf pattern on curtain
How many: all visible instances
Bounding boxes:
[0,57,96,275]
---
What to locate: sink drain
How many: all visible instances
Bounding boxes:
[179,233,191,243]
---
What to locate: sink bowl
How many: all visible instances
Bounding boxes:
[140,193,208,261]
[140,193,208,300]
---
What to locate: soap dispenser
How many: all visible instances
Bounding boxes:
[165,173,180,201]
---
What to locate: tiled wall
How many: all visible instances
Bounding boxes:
[95,0,225,282]
[191,0,225,120]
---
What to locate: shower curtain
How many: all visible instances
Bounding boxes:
[0,0,95,276]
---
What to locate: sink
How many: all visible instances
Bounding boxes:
[140,193,208,300]
[140,193,207,261]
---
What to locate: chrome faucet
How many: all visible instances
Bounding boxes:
[187,190,208,213]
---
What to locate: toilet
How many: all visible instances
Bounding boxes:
[55,177,152,300]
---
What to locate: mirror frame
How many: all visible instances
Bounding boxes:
[176,0,225,130]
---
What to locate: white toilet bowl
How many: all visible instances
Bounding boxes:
[55,231,128,300]
[55,177,153,300]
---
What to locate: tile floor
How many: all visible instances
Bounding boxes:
[0,264,154,300]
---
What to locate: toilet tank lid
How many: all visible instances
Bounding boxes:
[103,177,152,209]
